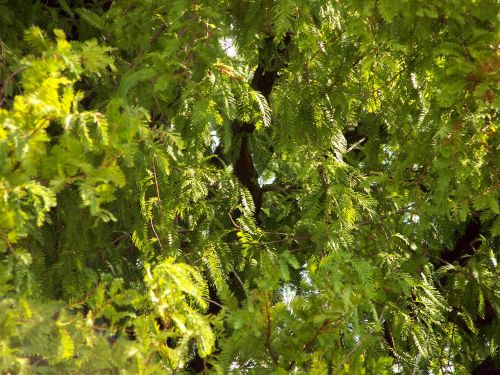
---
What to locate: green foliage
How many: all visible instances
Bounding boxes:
[0,0,498,373]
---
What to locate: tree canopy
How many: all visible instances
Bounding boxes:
[0,0,498,373]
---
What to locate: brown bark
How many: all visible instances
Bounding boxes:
[231,33,291,222]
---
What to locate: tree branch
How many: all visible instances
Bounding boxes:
[231,34,292,222]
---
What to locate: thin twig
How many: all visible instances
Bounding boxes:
[287,318,337,370]
[333,311,385,374]
[151,158,162,206]
[0,66,24,106]
[149,158,164,251]
[150,218,164,251]
[227,212,241,229]
[231,270,248,298]
[327,53,365,91]
[202,296,223,309]
[305,31,345,70]
[346,137,366,153]
[385,55,419,88]
[111,233,129,245]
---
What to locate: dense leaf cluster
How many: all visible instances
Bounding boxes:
[0,0,498,373]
